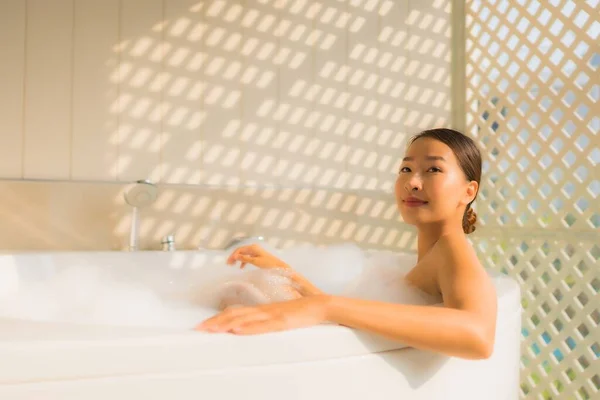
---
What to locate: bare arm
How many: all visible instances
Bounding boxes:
[322,241,497,359]
[278,262,324,296]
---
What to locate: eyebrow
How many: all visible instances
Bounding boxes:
[402,156,447,162]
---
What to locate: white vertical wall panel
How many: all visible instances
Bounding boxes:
[237,0,279,186]
[0,0,26,178]
[161,0,206,184]
[23,0,73,179]
[273,0,317,187]
[71,0,120,181]
[377,0,409,192]
[312,0,349,189]
[346,0,380,190]
[200,0,244,186]
[117,0,164,183]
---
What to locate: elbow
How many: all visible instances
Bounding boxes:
[471,338,494,360]
[468,328,495,360]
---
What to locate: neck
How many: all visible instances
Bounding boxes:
[416,221,464,261]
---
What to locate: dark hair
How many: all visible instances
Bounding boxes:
[408,128,482,234]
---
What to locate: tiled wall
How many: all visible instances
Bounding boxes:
[0,0,451,250]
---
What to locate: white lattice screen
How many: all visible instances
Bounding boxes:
[464,0,599,399]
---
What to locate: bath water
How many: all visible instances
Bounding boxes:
[0,244,440,329]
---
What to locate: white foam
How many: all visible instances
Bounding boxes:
[0,244,440,329]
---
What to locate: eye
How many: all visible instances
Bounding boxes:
[428,167,442,173]
[399,167,410,173]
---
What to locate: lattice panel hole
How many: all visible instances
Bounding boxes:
[538,183,552,198]
[564,305,576,321]
[590,245,600,261]
[562,213,577,227]
[590,278,599,294]
[574,40,591,59]
[541,302,552,315]
[564,367,577,383]
[539,154,552,169]
[563,274,576,289]
[575,71,590,89]
[552,257,562,272]
[550,198,564,213]
[550,167,564,184]
[591,343,600,358]
[551,379,566,395]
[550,78,565,95]
[577,387,590,400]
[563,120,577,137]
[576,292,589,307]
[564,336,577,351]
[592,374,600,392]
[552,318,564,333]
[562,150,577,167]
[575,103,589,120]
[552,288,563,303]
[561,182,576,199]
[564,243,576,258]
[590,214,599,229]
[590,310,599,327]
[577,323,590,339]
[574,165,588,182]
[541,241,552,256]
[531,313,541,327]
[562,90,576,107]
[575,197,589,213]
[577,355,589,369]
[541,272,552,286]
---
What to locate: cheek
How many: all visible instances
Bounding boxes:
[429,174,463,202]
[394,176,404,193]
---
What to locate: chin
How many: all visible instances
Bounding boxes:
[397,211,418,225]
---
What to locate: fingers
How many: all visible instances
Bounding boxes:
[227,253,255,269]
[196,307,271,333]
[227,245,260,265]
[233,319,286,335]
[196,307,247,331]
[219,311,270,333]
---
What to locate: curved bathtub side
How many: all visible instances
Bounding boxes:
[0,308,521,400]
[0,278,522,400]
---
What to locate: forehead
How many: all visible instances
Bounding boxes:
[404,137,458,163]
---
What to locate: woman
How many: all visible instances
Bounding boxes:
[196,128,498,360]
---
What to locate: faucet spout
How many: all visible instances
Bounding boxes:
[129,206,139,251]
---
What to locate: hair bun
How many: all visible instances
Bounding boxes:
[463,207,477,234]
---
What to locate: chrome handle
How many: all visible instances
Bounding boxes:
[161,235,175,251]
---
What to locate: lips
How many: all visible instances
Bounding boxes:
[403,197,428,206]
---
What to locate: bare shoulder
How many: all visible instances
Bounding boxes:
[433,233,481,270]
[432,234,497,312]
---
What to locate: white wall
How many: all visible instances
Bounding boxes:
[0,0,451,191]
[0,0,451,251]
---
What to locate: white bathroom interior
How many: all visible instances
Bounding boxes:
[0,1,597,399]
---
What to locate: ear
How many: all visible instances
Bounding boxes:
[463,180,478,205]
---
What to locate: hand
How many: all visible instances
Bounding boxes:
[227,244,288,270]
[196,295,330,335]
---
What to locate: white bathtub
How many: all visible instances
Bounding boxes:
[0,250,521,400]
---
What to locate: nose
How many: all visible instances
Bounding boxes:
[404,174,422,192]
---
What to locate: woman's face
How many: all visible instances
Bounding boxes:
[395,137,477,227]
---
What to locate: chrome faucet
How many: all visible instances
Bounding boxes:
[124,180,158,251]
[161,235,175,251]
[223,235,265,251]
